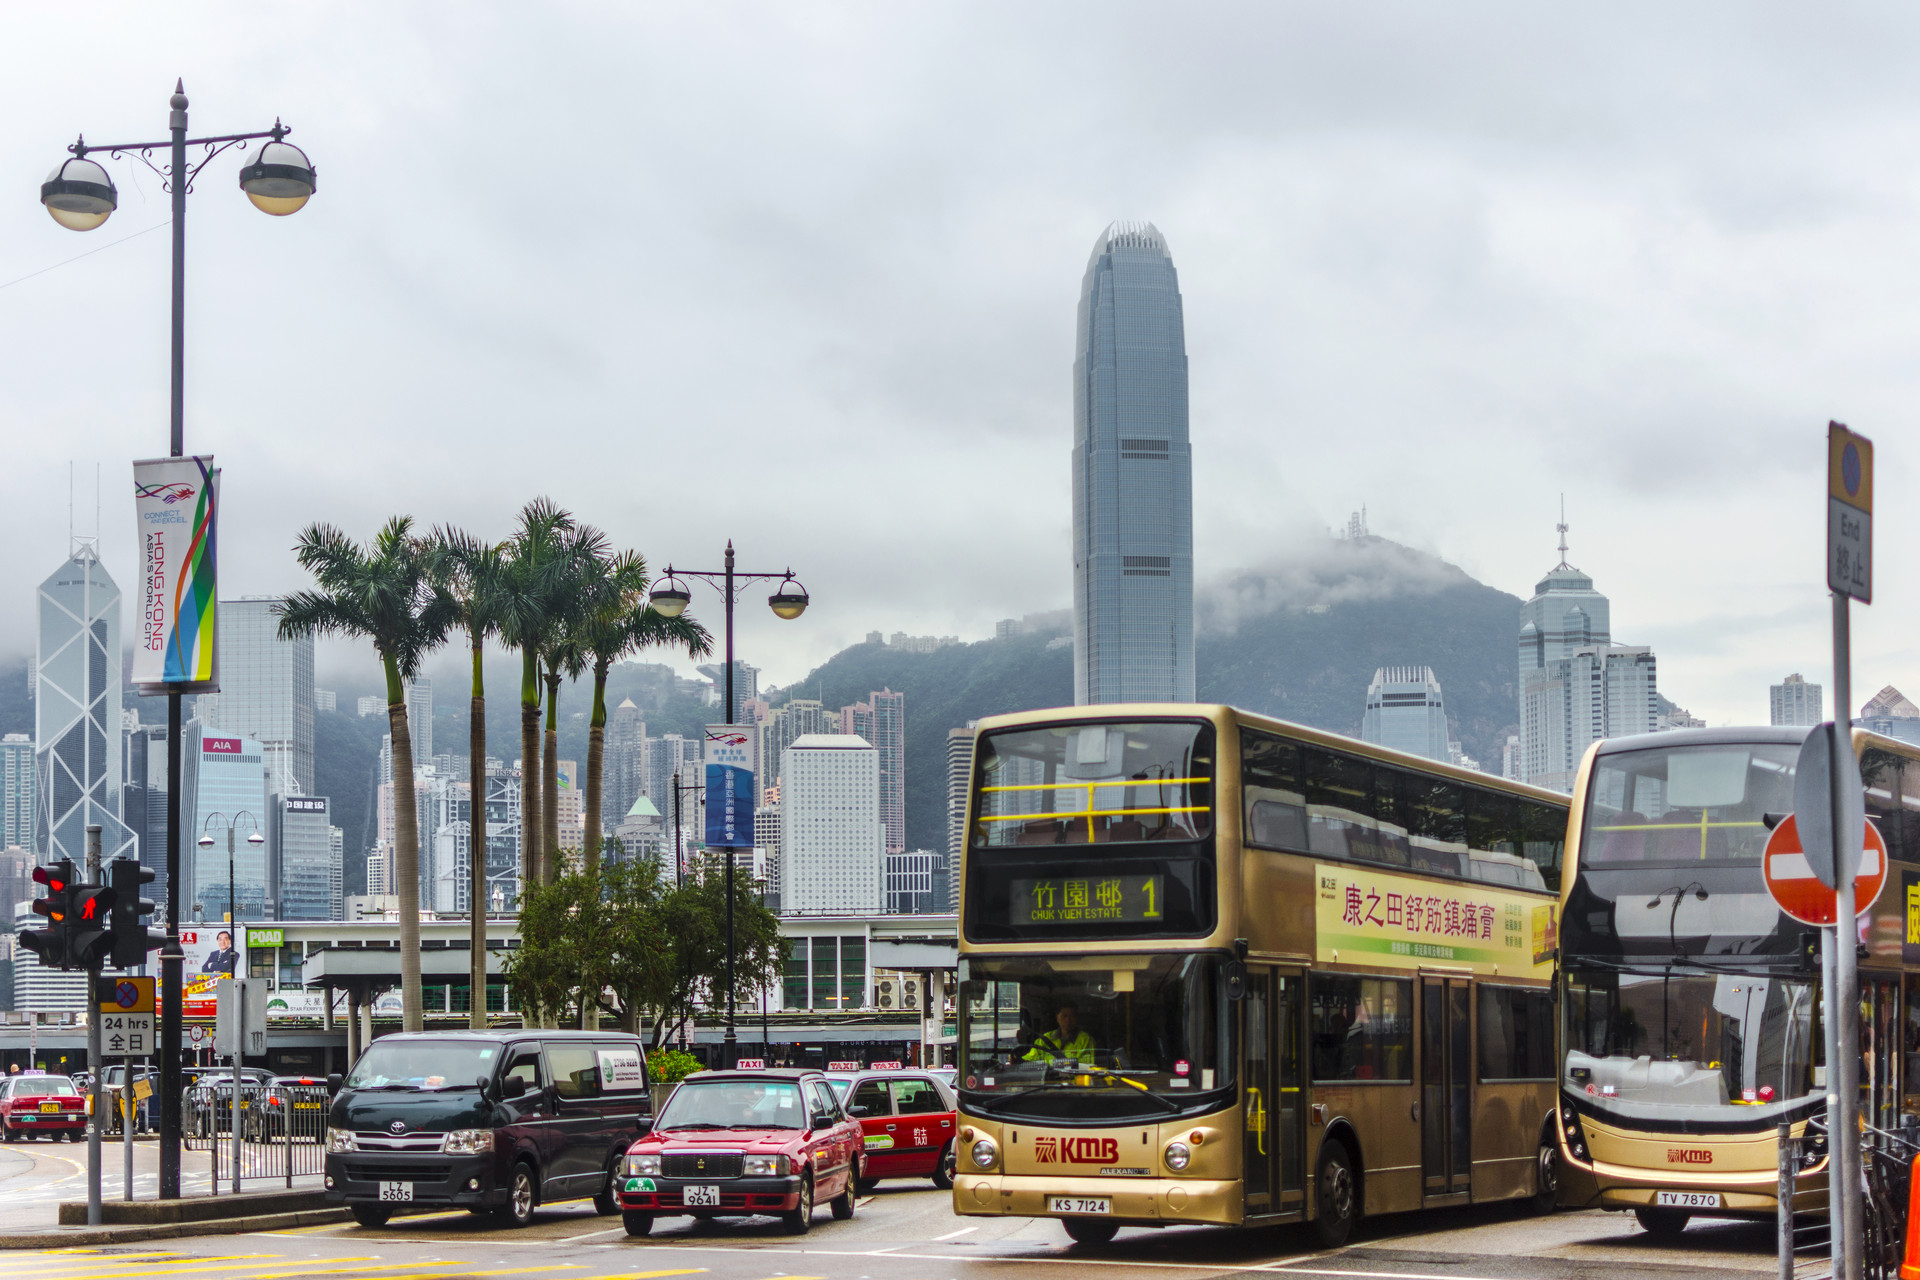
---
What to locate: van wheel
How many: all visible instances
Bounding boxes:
[1063,1218,1119,1246]
[623,1211,654,1237]
[932,1139,956,1190]
[593,1162,621,1215]
[494,1161,537,1228]
[1314,1138,1359,1249]
[1529,1131,1558,1215]
[1635,1207,1689,1237]
[782,1175,814,1234]
[351,1204,391,1228]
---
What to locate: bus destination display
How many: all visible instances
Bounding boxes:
[1011,874,1164,925]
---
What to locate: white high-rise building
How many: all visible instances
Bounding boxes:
[945,725,974,913]
[195,597,315,796]
[1359,667,1449,762]
[405,677,433,764]
[1518,515,1659,792]
[273,795,337,920]
[779,734,882,914]
[1771,674,1823,727]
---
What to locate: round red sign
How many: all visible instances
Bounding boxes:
[1762,813,1887,926]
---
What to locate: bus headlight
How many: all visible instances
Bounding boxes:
[1164,1140,1191,1171]
[970,1137,998,1169]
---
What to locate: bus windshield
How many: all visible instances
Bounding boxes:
[972,721,1213,847]
[1563,968,1817,1117]
[958,953,1230,1120]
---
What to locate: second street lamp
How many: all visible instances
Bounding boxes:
[650,541,809,1069]
[41,82,318,1198]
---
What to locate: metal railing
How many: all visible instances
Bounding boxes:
[183,1082,329,1187]
[1778,1115,1916,1280]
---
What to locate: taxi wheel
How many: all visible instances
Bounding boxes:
[1,1124,13,1143]
[593,1162,620,1215]
[623,1211,654,1237]
[351,1204,391,1228]
[782,1174,814,1234]
[933,1140,956,1191]
[831,1174,856,1221]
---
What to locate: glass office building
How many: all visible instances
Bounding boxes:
[1071,221,1195,704]
[196,598,315,797]
[35,546,135,865]
[183,725,270,921]
[1359,666,1450,763]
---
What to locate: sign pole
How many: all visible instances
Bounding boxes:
[123,1044,134,1201]
[1831,594,1863,1280]
[85,824,103,1228]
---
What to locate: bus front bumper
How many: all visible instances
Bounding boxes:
[1558,1146,1828,1217]
[953,1173,1239,1226]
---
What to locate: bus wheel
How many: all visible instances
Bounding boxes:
[1314,1138,1358,1248]
[1063,1218,1119,1246]
[1528,1132,1558,1215]
[1634,1207,1689,1237]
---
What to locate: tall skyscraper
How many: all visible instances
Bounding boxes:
[272,795,337,920]
[945,724,974,913]
[868,689,905,857]
[196,597,316,796]
[1771,674,1823,727]
[1859,687,1920,746]
[182,726,270,920]
[1,734,33,851]
[35,546,134,864]
[1359,667,1450,762]
[605,699,647,830]
[1072,222,1195,705]
[405,676,433,764]
[1518,518,1658,791]
[122,723,170,909]
[780,734,882,914]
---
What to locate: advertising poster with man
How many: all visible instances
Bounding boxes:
[177,927,245,1017]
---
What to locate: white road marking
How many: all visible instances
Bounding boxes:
[932,1226,977,1240]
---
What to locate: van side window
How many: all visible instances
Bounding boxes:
[546,1044,601,1099]
[503,1050,543,1090]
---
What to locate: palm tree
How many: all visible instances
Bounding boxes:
[537,523,609,879]
[427,526,509,1030]
[497,500,575,889]
[576,557,711,874]
[280,518,456,1033]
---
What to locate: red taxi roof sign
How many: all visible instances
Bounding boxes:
[1763,813,1887,926]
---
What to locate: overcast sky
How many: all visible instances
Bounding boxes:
[4,3,1917,724]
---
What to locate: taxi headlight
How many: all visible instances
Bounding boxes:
[627,1153,661,1176]
[1164,1140,1192,1171]
[441,1129,494,1155]
[970,1137,998,1169]
[743,1154,787,1177]
[325,1127,354,1153]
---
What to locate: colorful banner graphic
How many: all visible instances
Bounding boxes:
[704,724,756,849]
[132,455,220,691]
[1313,862,1556,978]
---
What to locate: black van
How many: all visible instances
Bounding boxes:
[323,1030,651,1227]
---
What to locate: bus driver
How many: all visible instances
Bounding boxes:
[1024,1000,1098,1064]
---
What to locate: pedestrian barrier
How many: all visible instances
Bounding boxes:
[183,1082,329,1187]
[1782,1115,1916,1280]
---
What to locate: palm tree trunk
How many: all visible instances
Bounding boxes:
[519,646,542,891]
[583,659,609,878]
[542,664,562,878]
[468,631,487,1030]
[385,656,425,1034]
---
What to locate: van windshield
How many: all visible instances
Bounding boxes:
[344,1040,498,1090]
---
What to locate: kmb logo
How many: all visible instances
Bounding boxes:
[1034,1137,1120,1164]
[1667,1148,1713,1164]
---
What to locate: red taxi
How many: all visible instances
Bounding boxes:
[616,1069,864,1236]
[829,1070,958,1191]
[0,1072,86,1141]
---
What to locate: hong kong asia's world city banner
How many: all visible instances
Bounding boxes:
[132,455,220,692]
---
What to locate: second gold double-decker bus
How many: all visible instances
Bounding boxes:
[1554,725,1920,1235]
[951,704,1569,1245]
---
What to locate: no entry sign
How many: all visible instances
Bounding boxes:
[1763,813,1887,926]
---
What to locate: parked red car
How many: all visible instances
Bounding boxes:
[616,1069,864,1236]
[831,1070,958,1190]
[0,1072,86,1142]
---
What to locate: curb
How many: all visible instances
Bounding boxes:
[0,1204,444,1249]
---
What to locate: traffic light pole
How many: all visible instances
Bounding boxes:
[85,824,103,1228]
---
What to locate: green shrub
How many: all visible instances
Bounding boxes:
[647,1048,704,1086]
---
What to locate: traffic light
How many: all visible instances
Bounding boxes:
[66,881,117,969]
[19,859,76,969]
[108,858,164,970]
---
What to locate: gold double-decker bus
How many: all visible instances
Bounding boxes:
[951,704,1569,1246]
[1555,725,1920,1235]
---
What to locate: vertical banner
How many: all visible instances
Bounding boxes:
[132,455,220,691]
[704,724,756,849]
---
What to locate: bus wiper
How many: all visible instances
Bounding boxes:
[966,1081,1182,1114]
[1043,1065,1183,1113]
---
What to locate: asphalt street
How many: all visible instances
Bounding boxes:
[0,1159,1826,1280]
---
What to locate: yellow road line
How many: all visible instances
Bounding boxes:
[1,1257,423,1280]
[0,1256,283,1276]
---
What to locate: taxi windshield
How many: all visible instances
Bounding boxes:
[16,1076,77,1096]
[656,1079,806,1130]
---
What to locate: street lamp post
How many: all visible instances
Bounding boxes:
[42,83,316,1200]
[650,542,808,1069]
[195,811,261,1195]
[196,812,265,925]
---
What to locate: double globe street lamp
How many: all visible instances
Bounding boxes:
[43,81,316,1202]
[650,543,809,1069]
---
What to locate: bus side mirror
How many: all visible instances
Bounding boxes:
[1223,960,1247,1002]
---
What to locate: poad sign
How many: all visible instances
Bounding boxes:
[132,455,220,691]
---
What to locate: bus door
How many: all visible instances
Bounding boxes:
[1242,967,1305,1219]
[1421,976,1471,1201]
[1865,975,1901,1133]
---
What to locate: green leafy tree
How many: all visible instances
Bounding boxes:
[646,1048,704,1086]
[280,518,456,1032]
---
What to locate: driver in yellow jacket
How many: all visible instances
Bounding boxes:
[1024,1001,1097,1063]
